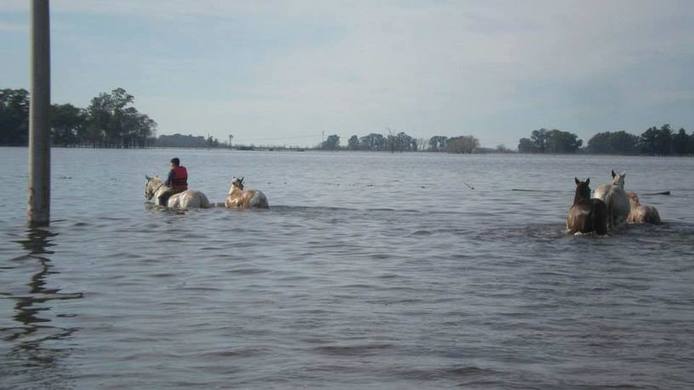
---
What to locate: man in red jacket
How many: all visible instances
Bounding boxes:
[159,157,188,206]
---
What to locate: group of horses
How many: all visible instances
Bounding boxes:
[145,170,662,236]
[144,176,269,209]
[567,170,661,235]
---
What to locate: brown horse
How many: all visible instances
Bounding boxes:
[567,178,608,235]
[626,192,662,224]
[224,177,269,209]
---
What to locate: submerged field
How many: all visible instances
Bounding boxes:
[1,148,693,388]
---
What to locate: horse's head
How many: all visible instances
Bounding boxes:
[229,177,245,194]
[144,175,161,200]
[611,170,626,188]
[574,177,591,201]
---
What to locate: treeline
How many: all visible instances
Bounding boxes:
[321,132,482,153]
[518,125,694,156]
[0,87,156,147]
[156,133,223,148]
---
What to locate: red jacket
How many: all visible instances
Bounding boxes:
[168,166,188,190]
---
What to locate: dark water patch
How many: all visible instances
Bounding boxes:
[315,343,395,357]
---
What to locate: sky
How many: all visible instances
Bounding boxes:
[2,0,694,148]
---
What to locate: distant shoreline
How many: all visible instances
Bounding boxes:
[1,144,692,157]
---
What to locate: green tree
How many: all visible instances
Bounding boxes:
[530,129,549,153]
[428,136,448,152]
[0,88,30,145]
[85,88,156,147]
[518,137,536,153]
[50,103,85,146]
[446,135,479,153]
[545,129,582,153]
[359,133,386,151]
[639,124,673,155]
[321,134,340,150]
[347,135,359,150]
[673,128,689,155]
[587,131,639,155]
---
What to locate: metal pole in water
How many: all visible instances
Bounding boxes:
[28,0,51,226]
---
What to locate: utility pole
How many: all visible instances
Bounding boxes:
[228,134,233,149]
[28,0,51,226]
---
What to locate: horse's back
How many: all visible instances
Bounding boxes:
[250,190,269,208]
[590,198,608,235]
[594,184,628,228]
[629,205,662,224]
[169,190,210,209]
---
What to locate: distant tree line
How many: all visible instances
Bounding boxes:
[321,132,481,153]
[518,129,583,153]
[1,87,156,147]
[518,125,694,155]
[156,133,223,148]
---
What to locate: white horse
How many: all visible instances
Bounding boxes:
[144,176,210,209]
[593,170,630,229]
[224,177,269,209]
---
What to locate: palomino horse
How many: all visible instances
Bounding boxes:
[626,192,662,224]
[224,177,269,209]
[567,178,608,235]
[593,170,630,229]
[144,176,210,209]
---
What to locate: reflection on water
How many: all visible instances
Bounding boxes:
[1,227,82,387]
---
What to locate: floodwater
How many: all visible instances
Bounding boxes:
[1,147,693,389]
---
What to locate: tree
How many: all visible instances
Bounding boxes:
[446,135,479,153]
[206,136,220,148]
[530,129,549,153]
[85,87,156,147]
[347,135,359,150]
[359,133,386,151]
[518,138,536,153]
[673,128,689,155]
[518,129,581,153]
[321,134,340,150]
[639,126,658,155]
[0,88,30,145]
[385,131,416,152]
[544,129,582,153]
[51,103,85,146]
[639,124,673,155]
[587,131,639,155]
[428,136,448,152]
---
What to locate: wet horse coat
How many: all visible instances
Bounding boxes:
[626,192,662,224]
[567,178,608,235]
[145,176,210,209]
[224,177,269,209]
[593,170,630,229]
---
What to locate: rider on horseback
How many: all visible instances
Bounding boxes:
[158,157,188,206]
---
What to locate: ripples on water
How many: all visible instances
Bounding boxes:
[1,148,694,389]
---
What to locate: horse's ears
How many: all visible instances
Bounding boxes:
[575,177,580,185]
[611,170,616,178]
[621,171,626,177]
[145,175,151,181]
[586,178,590,185]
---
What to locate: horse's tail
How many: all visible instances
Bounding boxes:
[591,199,608,235]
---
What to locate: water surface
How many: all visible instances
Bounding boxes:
[1,148,693,389]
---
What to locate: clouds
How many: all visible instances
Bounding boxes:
[2,0,693,147]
